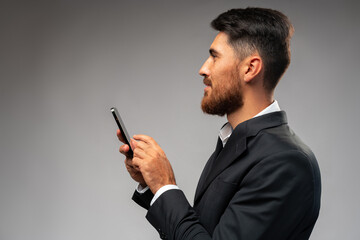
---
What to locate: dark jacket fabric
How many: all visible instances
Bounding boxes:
[132,111,321,240]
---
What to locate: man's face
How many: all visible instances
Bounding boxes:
[199,32,244,116]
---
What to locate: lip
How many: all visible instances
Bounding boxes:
[203,79,211,94]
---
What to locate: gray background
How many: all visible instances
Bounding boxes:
[1,0,359,239]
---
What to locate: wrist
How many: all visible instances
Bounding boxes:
[151,181,176,194]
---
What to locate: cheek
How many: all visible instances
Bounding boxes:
[214,69,235,89]
[211,67,226,85]
[210,61,238,86]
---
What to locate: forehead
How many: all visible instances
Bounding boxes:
[210,32,234,53]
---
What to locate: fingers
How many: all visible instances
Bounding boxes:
[130,138,137,150]
[133,134,154,144]
[119,144,129,154]
[131,139,155,160]
[120,134,160,170]
[119,144,134,159]
[132,135,160,151]
[118,131,152,152]
[131,138,149,150]
[125,158,140,171]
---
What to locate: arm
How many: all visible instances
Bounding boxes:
[117,131,319,239]
[146,150,319,240]
[117,131,177,209]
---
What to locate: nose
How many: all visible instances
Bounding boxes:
[199,57,211,77]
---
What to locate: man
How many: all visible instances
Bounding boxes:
[117,7,321,240]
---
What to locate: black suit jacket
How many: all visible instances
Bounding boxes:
[132,111,321,240]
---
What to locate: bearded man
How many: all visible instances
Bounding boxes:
[117,7,321,240]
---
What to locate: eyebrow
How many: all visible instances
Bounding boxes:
[209,48,220,57]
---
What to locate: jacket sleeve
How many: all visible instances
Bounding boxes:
[132,189,154,210]
[144,150,320,240]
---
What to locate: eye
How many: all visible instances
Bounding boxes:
[209,49,219,61]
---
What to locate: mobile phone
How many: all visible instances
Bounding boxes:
[111,107,133,158]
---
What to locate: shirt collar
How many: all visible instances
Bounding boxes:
[219,100,281,147]
[253,100,281,118]
[219,122,233,147]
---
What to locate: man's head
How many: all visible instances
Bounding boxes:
[200,7,293,116]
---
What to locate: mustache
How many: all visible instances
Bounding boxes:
[203,78,212,86]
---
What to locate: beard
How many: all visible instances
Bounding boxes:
[201,71,243,116]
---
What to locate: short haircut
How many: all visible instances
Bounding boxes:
[211,7,294,91]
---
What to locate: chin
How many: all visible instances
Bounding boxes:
[201,100,225,116]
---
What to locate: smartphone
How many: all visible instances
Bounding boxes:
[111,107,133,158]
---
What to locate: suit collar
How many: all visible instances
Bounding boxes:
[218,111,287,162]
[194,111,288,204]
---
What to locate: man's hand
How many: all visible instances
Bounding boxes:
[117,129,146,187]
[131,135,176,194]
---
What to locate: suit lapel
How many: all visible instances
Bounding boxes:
[194,124,248,204]
[194,111,288,205]
[194,138,223,203]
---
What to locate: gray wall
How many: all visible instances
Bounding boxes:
[1,0,359,239]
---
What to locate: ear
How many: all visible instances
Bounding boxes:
[243,54,263,83]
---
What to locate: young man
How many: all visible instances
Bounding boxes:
[117,7,321,240]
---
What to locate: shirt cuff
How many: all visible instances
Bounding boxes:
[150,184,180,206]
[136,184,150,194]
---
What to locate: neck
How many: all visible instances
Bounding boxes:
[227,93,273,129]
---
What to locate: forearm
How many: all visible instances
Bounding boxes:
[146,190,211,240]
[141,150,319,240]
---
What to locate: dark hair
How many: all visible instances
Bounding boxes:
[211,7,294,91]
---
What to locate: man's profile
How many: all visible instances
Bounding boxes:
[117,7,321,240]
